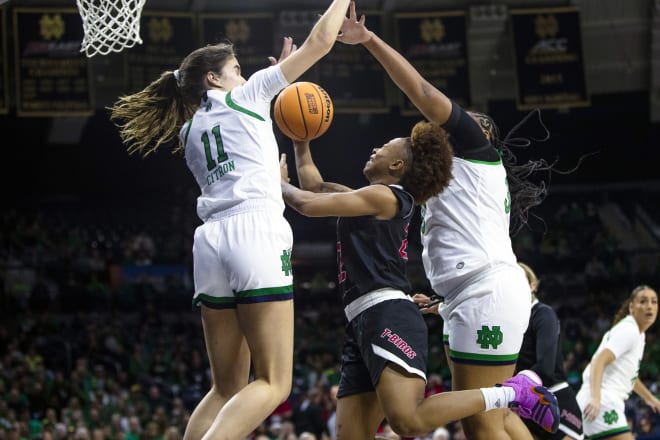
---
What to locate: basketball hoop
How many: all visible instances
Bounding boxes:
[77,0,147,57]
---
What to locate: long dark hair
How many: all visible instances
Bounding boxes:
[109,43,236,157]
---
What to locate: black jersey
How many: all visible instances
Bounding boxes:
[516,301,567,386]
[336,184,414,308]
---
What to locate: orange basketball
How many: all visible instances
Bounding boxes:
[274,82,334,142]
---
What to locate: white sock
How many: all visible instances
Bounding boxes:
[480,386,516,411]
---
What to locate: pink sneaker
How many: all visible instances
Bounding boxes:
[503,370,559,434]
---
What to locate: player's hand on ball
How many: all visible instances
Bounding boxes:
[269,37,298,66]
[280,153,290,183]
[338,1,372,45]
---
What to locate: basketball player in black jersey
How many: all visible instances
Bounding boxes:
[506,263,584,440]
[279,128,559,439]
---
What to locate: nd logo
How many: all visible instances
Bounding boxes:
[476,325,503,349]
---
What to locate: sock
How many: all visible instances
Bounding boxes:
[480,386,516,411]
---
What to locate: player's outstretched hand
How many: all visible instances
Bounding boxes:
[338,1,371,45]
[269,36,298,66]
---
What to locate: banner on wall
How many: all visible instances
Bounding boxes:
[394,11,470,114]
[317,12,388,113]
[200,13,275,79]
[0,7,8,114]
[510,7,589,110]
[14,8,94,116]
[124,11,196,93]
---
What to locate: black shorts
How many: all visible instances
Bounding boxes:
[524,383,584,440]
[337,299,428,399]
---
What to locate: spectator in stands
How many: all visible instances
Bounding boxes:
[577,285,660,439]
[108,1,351,438]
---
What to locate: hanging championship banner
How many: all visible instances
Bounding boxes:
[0,6,8,114]
[317,12,388,113]
[510,7,589,110]
[124,11,195,93]
[14,8,94,116]
[394,11,470,115]
[199,13,275,79]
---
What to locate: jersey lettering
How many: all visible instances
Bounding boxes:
[399,223,410,259]
[504,178,511,214]
[202,124,229,171]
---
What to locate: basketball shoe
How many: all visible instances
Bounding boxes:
[503,369,560,434]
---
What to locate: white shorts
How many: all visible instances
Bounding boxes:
[192,201,294,308]
[440,263,531,365]
[576,387,630,438]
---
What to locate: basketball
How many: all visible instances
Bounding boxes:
[274,82,334,142]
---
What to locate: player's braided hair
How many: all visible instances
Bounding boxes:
[400,120,454,205]
[109,42,236,157]
[469,109,588,235]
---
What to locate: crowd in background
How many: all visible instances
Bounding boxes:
[1,187,660,440]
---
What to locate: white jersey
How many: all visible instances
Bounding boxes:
[182,65,289,222]
[421,156,517,296]
[580,315,645,401]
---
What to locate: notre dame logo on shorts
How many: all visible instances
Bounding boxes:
[603,410,619,425]
[280,249,292,276]
[476,325,503,349]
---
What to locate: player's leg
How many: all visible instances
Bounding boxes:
[377,363,489,437]
[354,298,487,436]
[184,221,251,440]
[443,266,533,440]
[201,210,295,439]
[454,363,531,440]
[183,306,251,440]
[335,392,383,439]
[334,312,386,439]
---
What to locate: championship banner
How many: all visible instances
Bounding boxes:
[13,8,94,116]
[199,13,275,79]
[510,7,589,110]
[0,6,8,114]
[124,12,195,93]
[394,11,470,114]
[317,12,388,113]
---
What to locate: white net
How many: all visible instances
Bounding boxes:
[77,0,147,57]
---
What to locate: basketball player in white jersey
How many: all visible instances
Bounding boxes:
[577,285,659,440]
[338,3,553,439]
[109,1,351,438]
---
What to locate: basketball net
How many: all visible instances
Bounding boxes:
[77,0,147,57]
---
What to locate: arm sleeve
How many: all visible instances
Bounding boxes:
[441,101,500,162]
[234,65,288,105]
[531,305,561,380]
[602,320,639,358]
